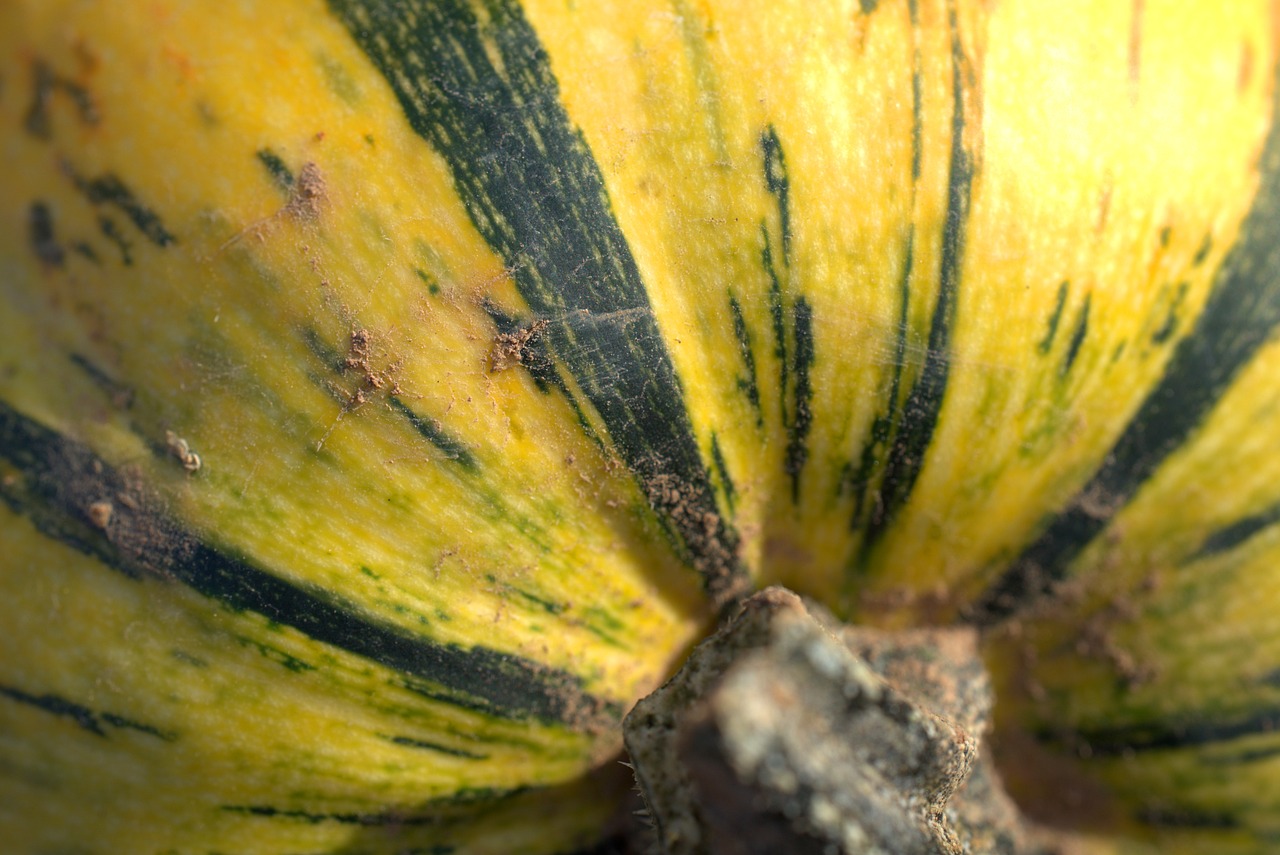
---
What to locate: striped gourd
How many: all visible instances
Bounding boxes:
[2,1,1280,852]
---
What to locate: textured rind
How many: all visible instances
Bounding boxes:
[2,1,1280,853]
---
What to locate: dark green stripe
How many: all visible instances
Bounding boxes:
[256,148,296,191]
[785,297,815,501]
[65,167,176,247]
[1054,707,1280,757]
[224,786,514,827]
[27,201,64,266]
[300,328,478,469]
[846,2,923,536]
[387,396,477,471]
[763,224,789,424]
[1135,806,1239,830]
[1037,280,1069,354]
[971,71,1280,624]
[760,125,792,263]
[908,0,924,183]
[0,400,611,727]
[727,293,763,426]
[708,432,736,513]
[97,214,133,265]
[1150,280,1189,345]
[23,58,98,140]
[327,0,745,603]
[384,734,489,759]
[0,684,174,741]
[862,4,975,549]
[1192,500,1280,559]
[1059,291,1091,376]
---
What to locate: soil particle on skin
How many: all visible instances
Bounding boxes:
[284,162,326,220]
[87,499,113,529]
[164,430,201,473]
[488,318,549,373]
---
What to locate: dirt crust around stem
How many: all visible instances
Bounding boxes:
[622,587,1059,855]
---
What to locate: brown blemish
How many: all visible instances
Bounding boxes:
[315,326,404,451]
[1239,39,1255,94]
[215,161,326,256]
[487,318,549,373]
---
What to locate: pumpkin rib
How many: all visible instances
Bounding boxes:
[972,58,1280,625]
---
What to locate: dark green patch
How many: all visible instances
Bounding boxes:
[24,58,98,140]
[972,66,1280,624]
[28,201,64,266]
[256,148,296,191]
[0,400,613,727]
[859,0,879,13]
[327,0,745,603]
[0,683,174,741]
[1037,280,1069,355]
[66,168,176,247]
[1059,292,1091,376]
[415,266,442,294]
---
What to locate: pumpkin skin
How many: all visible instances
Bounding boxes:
[2,0,1280,853]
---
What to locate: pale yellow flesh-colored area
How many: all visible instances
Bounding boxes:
[4,0,1280,854]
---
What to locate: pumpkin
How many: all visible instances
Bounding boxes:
[3,0,1280,852]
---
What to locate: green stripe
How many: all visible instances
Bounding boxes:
[727,293,763,426]
[785,297,815,501]
[327,0,747,604]
[64,167,176,247]
[863,2,975,549]
[0,683,174,741]
[1037,280,1069,354]
[1192,501,1280,559]
[0,400,610,727]
[1045,707,1280,757]
[1059,291,1091,376]
[846,3,924,537]
[972,68,1280,624]
[256,148,296,192]
[27,201,63,266]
